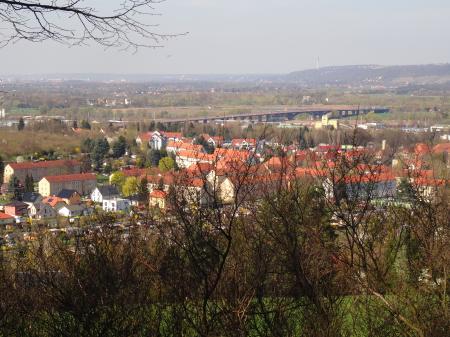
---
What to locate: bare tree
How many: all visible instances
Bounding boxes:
[0,0,181,50]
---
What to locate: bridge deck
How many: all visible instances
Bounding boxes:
[151,105,389,123]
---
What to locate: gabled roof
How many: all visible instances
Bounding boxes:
[43,173,96,183]
[433,143,450,154]
[56,189,79,199]
[5,201,28,208]
[96,185,120,197]
[42,196,66,208]
[0,213,14,220]
[8,159,80,170]
[163,131,183,139]
[22,192,43,204]
[150,190,167,198]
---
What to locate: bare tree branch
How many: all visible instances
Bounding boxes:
[0,0,185,51]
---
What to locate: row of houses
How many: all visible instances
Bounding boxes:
[136,130,257,151]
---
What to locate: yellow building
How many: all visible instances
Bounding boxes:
[314,114,339,130]
[3,160,81,184]
[39,173,97,197]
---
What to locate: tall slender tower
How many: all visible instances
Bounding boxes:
[316,56,320,70]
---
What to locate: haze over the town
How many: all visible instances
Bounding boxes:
[1,0,450,75]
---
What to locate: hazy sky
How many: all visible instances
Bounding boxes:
[1,0,450,74]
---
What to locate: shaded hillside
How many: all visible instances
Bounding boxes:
[285,64,450,87]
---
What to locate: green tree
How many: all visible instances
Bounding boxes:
[158,157,175,172]
[195,135,215,154]
[122,177,138,197]
[112,136,127,158]
[147,149,163,167]
[81,120,91,130]
[92,138,110,170]
[24,174,34,193]
[110,171,126,189]
[81,138,95,153]
[137,177,149,203]
[8,175,22,200]
[17,118,25,131]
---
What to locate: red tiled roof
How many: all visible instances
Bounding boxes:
[167,141,203,152]
[121,168,149,177]
[0,212,14,220]
[150,190,167,198]
[433,143,450,154]
[42,196,66,208]
[187,162,214,174]
[177,150,215,161]
[162,131,182,139]
[9,160,80,170]
[137,132,152,142]
[414,178,448,187]
[415,143,431,155]
[43,173,96,183]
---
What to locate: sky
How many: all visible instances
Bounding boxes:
[0,0,450,74]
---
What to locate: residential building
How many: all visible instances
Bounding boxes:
[28,202,57,220]
[149,190,168,210]
[176,150,216,169]
[4,201,29,217]
[42,196,66,209]
[56,189,82,205]
[231,138,257,150]
[102,198,131,212]
[39,173,97,197]
[136,131,183,150]
[57,204,88,217]
[0,213,15,226]
[3,159,81,184]
[91,185,120,203]
[22,192,43,206]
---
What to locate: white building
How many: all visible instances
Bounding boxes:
[28,202,56,220]
[91,185,120,203]
[102,198,131,212]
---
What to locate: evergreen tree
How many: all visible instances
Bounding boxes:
[137,177,149,203]
[92,138,110,170]
[72,120,78,129]
[81,120,91,130]
[8,175,22,200]
[81,138,95,153]
[147,149,162,167]
[17,118,25,131]
[112,136,127,158]
[24,174,34,193]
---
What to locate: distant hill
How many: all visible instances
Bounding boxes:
[284,64,450,87]
[3,64,450,88]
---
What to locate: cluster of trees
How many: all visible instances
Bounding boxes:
[0,147,448,337]
[109,172,149,200]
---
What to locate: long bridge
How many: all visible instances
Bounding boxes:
[153,105,389,124]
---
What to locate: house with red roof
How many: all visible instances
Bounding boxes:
[149,189,168,210]
[38,173,97,196]
[432,143,450,155]
[4,201,29,217]
[231,138,257,149]
[3,159,81,184]
[0,213,15,226]
[136,131,183,150]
